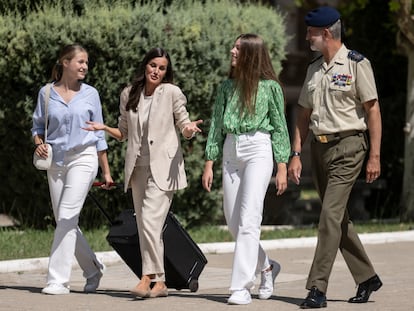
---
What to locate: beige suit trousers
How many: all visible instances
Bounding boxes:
[130,165,174,281]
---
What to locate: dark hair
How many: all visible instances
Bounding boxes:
[228,34,280,115]
[51,44,88,82]
[126,47,173,111]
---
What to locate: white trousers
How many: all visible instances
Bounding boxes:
[130,165,174,282]
[222,131,274,292]
[46,146,103,287]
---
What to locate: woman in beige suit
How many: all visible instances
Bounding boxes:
[85,47,202,298]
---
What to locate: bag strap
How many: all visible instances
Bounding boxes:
[43,83,52,143]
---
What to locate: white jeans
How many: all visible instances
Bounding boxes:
[222,131,274,292]
[46,145,103,286]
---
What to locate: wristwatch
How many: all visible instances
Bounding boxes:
[290,151,301,157]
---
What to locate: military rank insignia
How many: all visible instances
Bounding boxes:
[348,50,364,62]
[331,73,352,87]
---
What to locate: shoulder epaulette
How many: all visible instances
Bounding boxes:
[348,50,365,62]
[310,55,323,64]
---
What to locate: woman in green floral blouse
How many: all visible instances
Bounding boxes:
[202,33,291,305]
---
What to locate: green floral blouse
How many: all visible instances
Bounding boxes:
[205,79,291,163]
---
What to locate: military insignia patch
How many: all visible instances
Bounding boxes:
[348,50,364,62]
[332,73,352,86]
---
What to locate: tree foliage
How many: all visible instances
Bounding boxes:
[0,0,288,228]
[338,0,407,219]
[391,0,414,221]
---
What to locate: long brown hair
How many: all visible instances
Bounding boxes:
[51,44,88,82]
[126,47,174,112]
[228,34,280,115]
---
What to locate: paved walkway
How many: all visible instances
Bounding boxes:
[1,231,413,311]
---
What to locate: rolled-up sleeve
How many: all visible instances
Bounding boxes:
[31,87,47,137]
[91,91,108,151]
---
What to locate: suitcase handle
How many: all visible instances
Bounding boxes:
[92,181,123,188]
[88,182,123,225]
[87,191,114,225]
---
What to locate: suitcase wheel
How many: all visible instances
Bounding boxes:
[189,279,199,292]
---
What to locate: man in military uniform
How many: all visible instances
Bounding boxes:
[288,6,383,309]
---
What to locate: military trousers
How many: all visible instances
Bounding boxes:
[307,133,377,293]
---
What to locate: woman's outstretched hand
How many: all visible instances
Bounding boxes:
[183,119,203,139]
[83,121,106,131]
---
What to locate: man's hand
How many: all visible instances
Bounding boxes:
[288,156,302,185]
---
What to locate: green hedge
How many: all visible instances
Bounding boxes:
[0,0,288,229]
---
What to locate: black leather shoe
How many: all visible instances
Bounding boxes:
[300,287,327,309]
[348,274,383,303]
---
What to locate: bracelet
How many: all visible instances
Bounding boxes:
[290,151,301,157]
[181,127,196,140]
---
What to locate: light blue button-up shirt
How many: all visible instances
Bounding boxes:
[32,82,108,166]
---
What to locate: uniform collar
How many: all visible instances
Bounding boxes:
[332,44,348,65]
[321,44,347,71]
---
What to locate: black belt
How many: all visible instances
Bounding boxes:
[314,130,363,143]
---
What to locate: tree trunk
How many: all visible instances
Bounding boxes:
[402,50,414,221]
[399,0,414,221]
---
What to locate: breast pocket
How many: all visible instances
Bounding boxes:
[330,73,354,98]
[330,83,352,92]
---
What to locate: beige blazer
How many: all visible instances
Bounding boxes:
[118,83,191,192]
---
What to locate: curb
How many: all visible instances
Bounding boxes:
[1,230,413,274]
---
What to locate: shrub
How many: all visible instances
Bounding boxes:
[0,0,288,228]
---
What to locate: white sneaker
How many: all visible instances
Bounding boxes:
[258,259,281,299]
[41,283,70,295]
[84,264,105,293]
[228,289,252,305]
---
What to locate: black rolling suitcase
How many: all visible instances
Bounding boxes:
[88,184,208,292]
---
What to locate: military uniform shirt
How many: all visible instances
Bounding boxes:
[298,44,378,135]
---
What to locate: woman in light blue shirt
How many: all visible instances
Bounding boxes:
[32,44,113,295]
